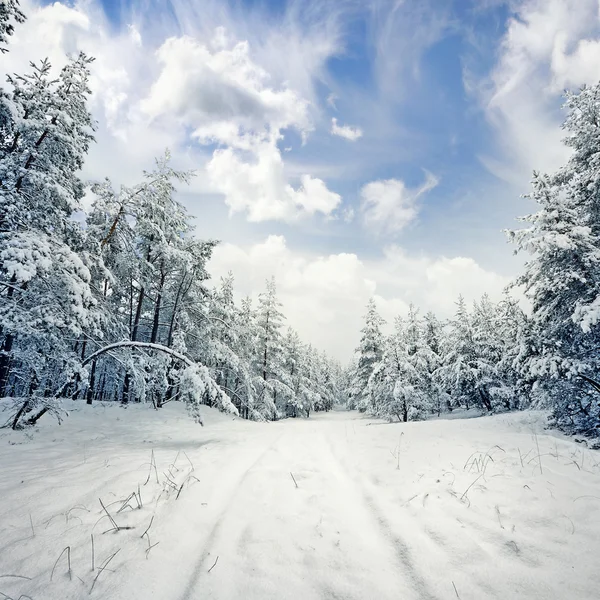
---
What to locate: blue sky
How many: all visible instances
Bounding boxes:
[8,0,600,360]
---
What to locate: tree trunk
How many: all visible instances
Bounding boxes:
[0,333,15,398]
[150,267,166,344]
[121,371,130,405]
[11,399,30,430]
[86,359,97,405]
[131,287,145,342]
[479,387,492,411]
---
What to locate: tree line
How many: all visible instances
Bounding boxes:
[0,3,340,428]
[346,81,600,443]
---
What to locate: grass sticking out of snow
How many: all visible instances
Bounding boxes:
[0,403,599,599]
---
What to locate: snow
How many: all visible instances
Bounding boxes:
[1,404,599,600]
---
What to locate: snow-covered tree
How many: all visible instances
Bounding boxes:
[0,0,25,52]
[352,298,385,411]
[253,277,290,419]
[0,54,97,415]
[371,306,433,422]
[508,83,600,439]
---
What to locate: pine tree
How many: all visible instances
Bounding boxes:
[0,0,25,52]
[352,298,385,412]
[0,54,97,413]
[254,277,290,419]
[508,84,600,439]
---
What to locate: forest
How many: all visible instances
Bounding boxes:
[1,0,600,446]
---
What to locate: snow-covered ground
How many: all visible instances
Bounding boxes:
[1,404,599,600]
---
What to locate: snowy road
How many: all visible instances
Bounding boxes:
[1,404,600,600]
[178,413,436,600]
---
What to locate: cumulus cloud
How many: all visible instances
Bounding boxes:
[209,236,511,362]
[141,34,311,137]
[331,117,363,141]
[2,2,345,223]
[138,29,344,222]
[205,142,341,221]
[360,171,438,235]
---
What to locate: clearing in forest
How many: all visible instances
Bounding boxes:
[0,404,599,600]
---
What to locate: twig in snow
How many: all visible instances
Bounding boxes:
[176,483,185,500]
[460,474,483,506]
[162,471,179,491]
[290,472,298,488]
[144,449,159,486]
[145,542,159,559]
[89,549,120,594]
[452,581,461,598]
[573,495,600,503]
[534,434,543,474]
[187,475,201,487]
[0,576,31,581]
[182,451,194,471]
[395,432,405,470]
[98,498,119,532]
[50,547,71,581]
[29,515,34,538]
[208,556,219,573]
[116,493,136,514]
[495,505,504,529]
[560,514,575,535]
[98,498,133,534]
[141,516,154,540]
[141,515,159,557]
[91,534,95,571]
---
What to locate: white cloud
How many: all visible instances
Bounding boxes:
[205,142,341,221]
[475,0,600,182]
[138,29,344,222]
[360,171,438,235]
[2,2,344,223]
[209,236,511,362]
[331,117,363,141]
[141,35,311,137]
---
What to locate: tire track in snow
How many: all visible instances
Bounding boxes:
[323,431,441,600]
[178,431,285,600]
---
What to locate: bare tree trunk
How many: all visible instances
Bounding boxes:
[86,359,97,405]
[131,288,145,342]
[150,265,166,345]
[0,333,15,397]
[11,400,30,430]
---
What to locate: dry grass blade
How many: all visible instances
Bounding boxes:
[208,556,219,573]
[50,547,71,581]
[460,474,483,505]
[144,449,159,486]
[141,516,154,539]
[452,581,461,599]
[90,549,120,594]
